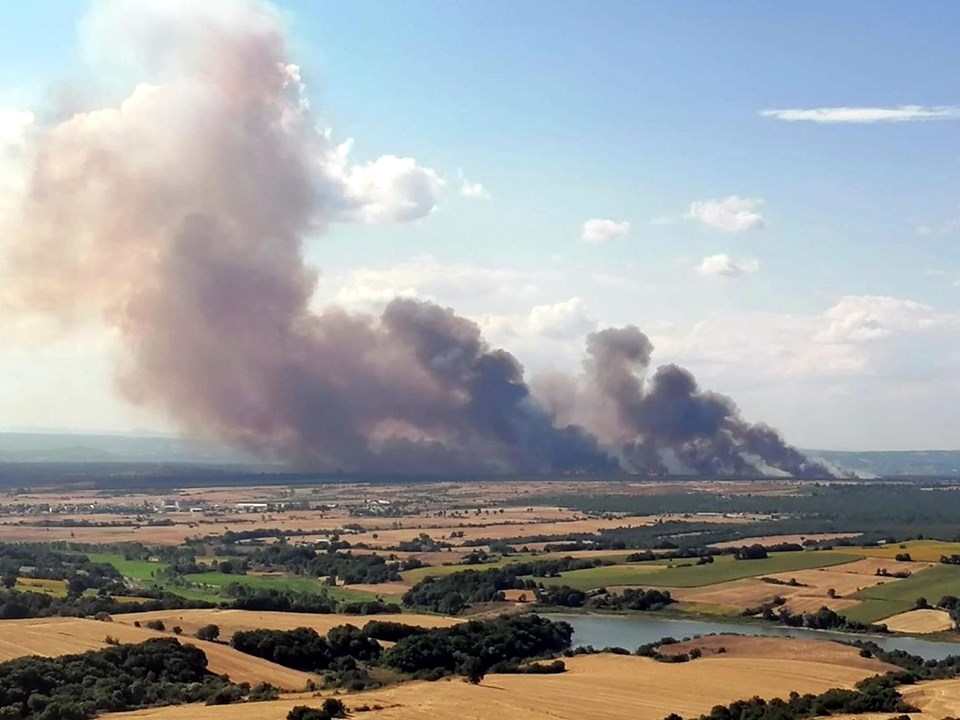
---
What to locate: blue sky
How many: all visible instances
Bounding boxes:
[1,0,959,450]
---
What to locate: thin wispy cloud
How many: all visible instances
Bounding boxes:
[456,169,491,199]
[761,105,960,124]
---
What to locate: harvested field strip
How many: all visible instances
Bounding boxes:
[15,577,66,596]
[546,552,860,590]
[0,617,315,689]
[879,608,955,634]
[856,540,960,563]
[96,651,886,720]
[112,608,459,639]
[845,564,960,622]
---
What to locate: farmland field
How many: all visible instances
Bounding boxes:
[844,564,960,622]
[111,608,459,639]
[0,617,316,689]
[542,552,861,591]
[880,608,955,634]
[93,647,888,720]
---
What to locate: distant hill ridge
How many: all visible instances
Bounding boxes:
[0,431,957,477]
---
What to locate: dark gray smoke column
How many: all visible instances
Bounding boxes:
[582,327,831,477]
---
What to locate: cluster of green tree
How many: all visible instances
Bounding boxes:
[488,659,566,674]
[381,614,573,681]
[286,699,347,720]
[531,585,674,611]
[231,625,380,671]
[0,542,124,595]
[626,548,719,563]
[671,674,914,720]
[360,620,429,642]
[0,637,254,719]
[394,534,451,552]
[223,584,337,613]
[938,595,960,630]
[589,587,674,611]
[745,600,888,633]
[338,599,402,615]
[533,585,586,607]
[245,545,402,584]
[401,568,525,614]
[0,588,214,620]
[854,639,960,679]
[734,544,770,560]
[941,554,960,565]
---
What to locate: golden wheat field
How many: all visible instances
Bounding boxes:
[96,646,889,720]
[0,617,316,689]
[879,608,955,634]
[112,609,459,639]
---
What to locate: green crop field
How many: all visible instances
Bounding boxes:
[181,571,389,603]
[85,553,170,583]
[843,564,960,623]
[542,552,861,590]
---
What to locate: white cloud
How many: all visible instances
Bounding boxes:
[696,253,760,278]
[816,295,936,344]
[650,295,960,449]
[688,196,764,232]
[457,169,490,200]
[761,105,960,124]
[0,109,33,148]
[527,297,596,339]
[319,137,445,224]
[582,218,630,243]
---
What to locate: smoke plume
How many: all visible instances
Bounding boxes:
[2,0,831,477]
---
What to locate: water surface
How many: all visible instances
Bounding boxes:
[545,613,960,660]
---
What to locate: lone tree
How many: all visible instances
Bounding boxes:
[461,656,486,685]
[196,623,221,642]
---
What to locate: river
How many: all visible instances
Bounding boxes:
[545,613,960,660]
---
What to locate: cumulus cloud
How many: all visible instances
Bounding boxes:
[696,254,760,278]
[761,105,960,124]
[319,139,445,224]
[457,169,490,200]
[582,218,630,243]
[688,196,764,232]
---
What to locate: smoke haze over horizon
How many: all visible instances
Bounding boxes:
[0,0,833,477]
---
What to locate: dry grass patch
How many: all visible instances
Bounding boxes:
[660,635,896,673]
[112,608,458,639]
[0,617,314,689]
[880,608,955,634]
[97,650,887,720]
[663,578,791,608]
